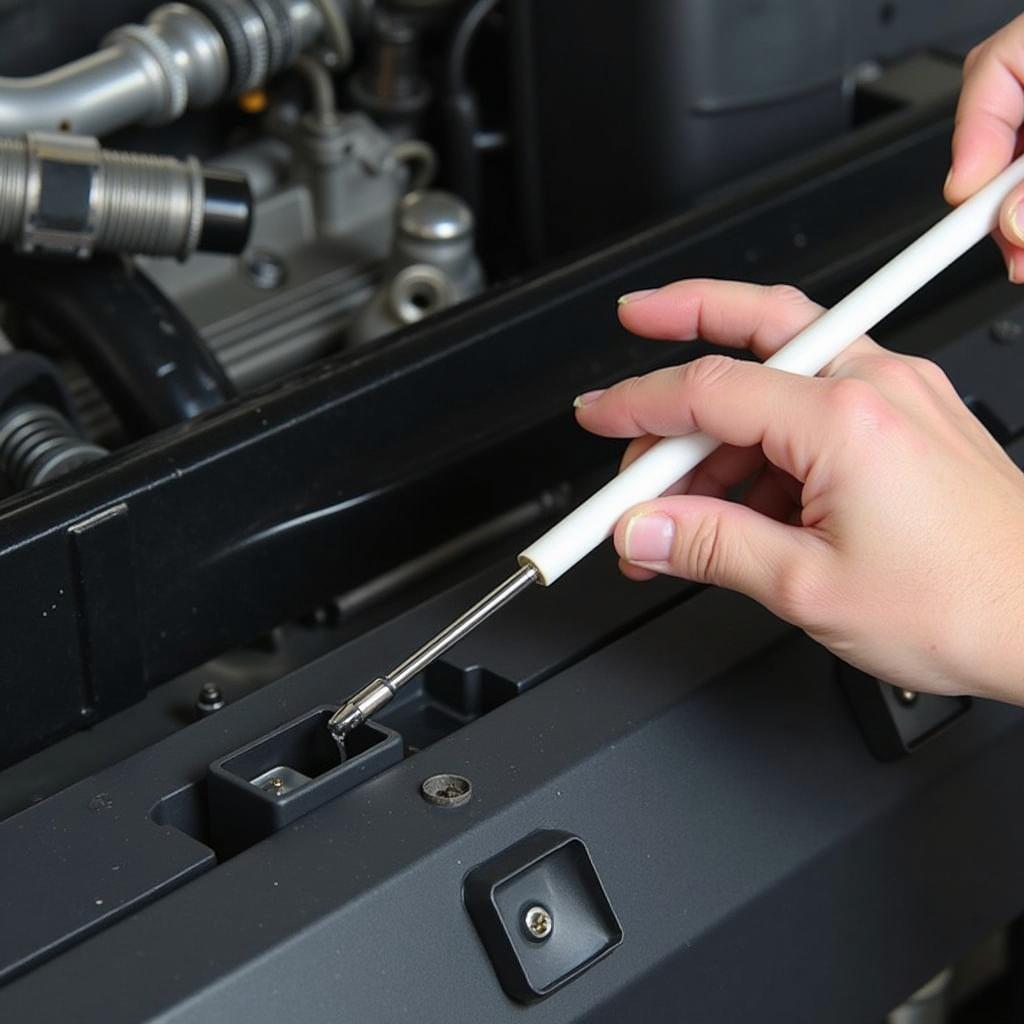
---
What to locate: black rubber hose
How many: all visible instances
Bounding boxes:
[0,254,235,438]
[441,0,499,217]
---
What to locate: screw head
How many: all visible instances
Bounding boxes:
[195,682,225,716]
[523,905,553,941]
[420,773,472,807]
[894,687,918,707]
[244,249,287,290]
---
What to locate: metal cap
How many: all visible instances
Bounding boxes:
[398,190,473,242]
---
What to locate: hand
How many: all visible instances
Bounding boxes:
[575,280,1024,703]
[946,14,1024,281]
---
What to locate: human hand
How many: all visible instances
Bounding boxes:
[947,14,1024,281]
[574,280,1024,703]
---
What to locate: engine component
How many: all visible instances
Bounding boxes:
[137,111,418,396]
[0,132,251,261]
[4,256,235,438]
[0,0,324,137]
[348,7,431,138]
[0,350,106,490]
[0,404,106,489]
[349,188,482,344]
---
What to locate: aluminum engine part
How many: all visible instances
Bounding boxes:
[118,112,411,440]
[0,0,324,137]
[0,132,250,260]
[349,188,483,345]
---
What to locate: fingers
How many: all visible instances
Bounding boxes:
[998,187,1024,279]
[576,355,835,481]
[614,494,824,617]
[616,279,877,362]
[947,21,1024,206]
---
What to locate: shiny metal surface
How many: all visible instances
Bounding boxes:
[0,0,324,137]
[398,190,473,241]
[5,132,212,259]
[328,564,539,738]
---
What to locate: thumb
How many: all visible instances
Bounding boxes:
[999,183,1024,248]
[615,495,821,618]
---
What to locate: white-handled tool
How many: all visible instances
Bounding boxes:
[328,153,1024,743]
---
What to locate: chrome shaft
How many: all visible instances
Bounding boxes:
[328,563,538,740]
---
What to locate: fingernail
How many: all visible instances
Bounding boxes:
[624,513,675,564]
[617,289,657,306]
[573,389,605,408]
[1010,204,1024,245]
[1010,254,1017,283]
[943,167,953,194]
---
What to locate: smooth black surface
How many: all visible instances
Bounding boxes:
[4,255,235,437]
[199,169,253,254]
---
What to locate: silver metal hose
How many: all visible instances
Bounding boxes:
[0,0,325,137]
[0,132,252,260]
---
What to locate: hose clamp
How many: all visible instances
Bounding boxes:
[21,132,102,259]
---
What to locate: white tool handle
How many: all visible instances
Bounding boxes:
[520,154,1024,585]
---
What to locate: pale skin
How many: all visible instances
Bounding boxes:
[574,22,1024,705]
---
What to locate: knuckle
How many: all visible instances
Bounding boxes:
[828,377,891,432]
[906,356,953,393]
[681,512,727,583]
[766,283,810,309]
[679,353,735,390]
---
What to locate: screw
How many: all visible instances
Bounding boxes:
[990,318,1024,345]
[420,773,472,807]
[894,687,918,707]
[195,682,225,716]
[523,905,553,941]
[244,249,287,290]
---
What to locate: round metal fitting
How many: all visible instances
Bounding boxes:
[420,773,471,807]
[389,263,452,324]
[244,248,287,289]
[894,687,918,707]
[398,190,473,242]
[147,3,231,108]
[107,24,189,123]
[195,682,225,715]
[523,905,553,942]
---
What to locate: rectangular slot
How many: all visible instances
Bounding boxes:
[378,662,519,753]
[206,706,403,857]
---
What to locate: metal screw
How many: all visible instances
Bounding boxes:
[894,687,918,707]
[420,773,472,807]
[523,905,553,941]
[990,318,1024,345]
[244,249,287,290]
[195,682,225,716]
[267,777,286,795]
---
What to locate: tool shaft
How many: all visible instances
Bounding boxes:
[328,564,537,737]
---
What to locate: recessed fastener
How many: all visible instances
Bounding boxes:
[420,773,472,807]
[523,905,553,941]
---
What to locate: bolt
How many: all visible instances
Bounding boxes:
[420,773,472,807]
[990,318,1024,345]
[523,905,553,941]
[894,687,918,707]
[244,249,287,290]
[195,682,225,716]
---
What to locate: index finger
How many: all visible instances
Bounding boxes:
[617,279,878,363]
[947,22,1024,204]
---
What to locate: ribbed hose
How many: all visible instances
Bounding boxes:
[0,138,27,240]
[0,133,251,259]
[99,150,202,257]
[0,403,107,489]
